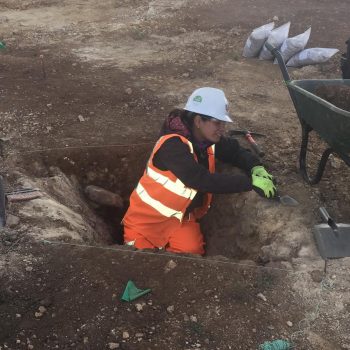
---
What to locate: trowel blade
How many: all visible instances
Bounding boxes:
[278,195,299,206]
[314,224,350,259]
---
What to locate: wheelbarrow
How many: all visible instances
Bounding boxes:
[266,42,350,184]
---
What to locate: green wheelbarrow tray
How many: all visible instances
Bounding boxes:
[288,79,350,154]
[267,42,350,184]
[288,79,350,184]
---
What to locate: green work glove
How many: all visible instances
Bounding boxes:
[251,174,277,199]
[251,165,273,181]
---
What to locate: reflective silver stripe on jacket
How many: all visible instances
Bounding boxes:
[187,140,194,154]
[146,166,197,200]
[136,183,184,221]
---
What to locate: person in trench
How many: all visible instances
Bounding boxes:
[122,87,277,255]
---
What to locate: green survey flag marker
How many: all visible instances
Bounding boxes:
[0,41,6,50]
[121,280,151,302]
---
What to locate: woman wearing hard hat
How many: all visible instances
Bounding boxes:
[123,87,276,255]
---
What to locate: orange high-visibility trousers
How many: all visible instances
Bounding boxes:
[124,218,205,255]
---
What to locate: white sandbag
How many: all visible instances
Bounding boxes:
[286,48,339,67]
[242,22,275,58]
[259,22,291,60]
[274,28,311,64]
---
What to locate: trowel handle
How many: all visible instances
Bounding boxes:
[346,38,350,58]
[319,207,331,223]
[319,207,339,233]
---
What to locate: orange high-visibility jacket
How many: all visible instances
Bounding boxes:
[123,134,215,244]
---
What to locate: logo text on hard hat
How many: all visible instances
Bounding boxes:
[193,95,202,103]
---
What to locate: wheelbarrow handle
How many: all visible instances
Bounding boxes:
[265,42,291,82]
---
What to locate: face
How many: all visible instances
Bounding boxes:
[193,115,226,143]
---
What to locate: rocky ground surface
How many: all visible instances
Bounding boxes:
[1,0,350,349]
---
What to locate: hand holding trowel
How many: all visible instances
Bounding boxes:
[251,166,298,207]
[230,129,298,206]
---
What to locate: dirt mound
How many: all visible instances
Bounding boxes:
[315,84,350,112]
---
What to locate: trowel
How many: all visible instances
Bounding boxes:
[313,207,350,260]
[275,194,299,207]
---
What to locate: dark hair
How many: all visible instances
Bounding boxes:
[168,108,212,130]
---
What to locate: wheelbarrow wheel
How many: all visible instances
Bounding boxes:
[0,175,6,227]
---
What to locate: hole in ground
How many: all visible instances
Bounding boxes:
[7,146,299,262]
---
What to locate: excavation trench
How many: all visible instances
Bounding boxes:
[6,145,308,262]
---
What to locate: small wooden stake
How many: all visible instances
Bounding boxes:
[39,54,46,79]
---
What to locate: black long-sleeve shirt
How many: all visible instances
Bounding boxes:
[152,136,261,211]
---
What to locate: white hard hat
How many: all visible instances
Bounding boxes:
[184,87,233,123]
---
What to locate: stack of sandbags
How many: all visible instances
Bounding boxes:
[259,22,291,60]
[286,48,339,67]
[242,21,339,67]
[242,22,275,58]
[273,28,311,64]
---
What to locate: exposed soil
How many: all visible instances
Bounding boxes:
[1,0,350,349]
[315,85,350,112]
